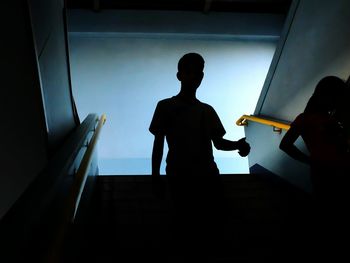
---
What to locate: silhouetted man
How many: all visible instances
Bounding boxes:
[149,53,250,257]
[150,52,250,178]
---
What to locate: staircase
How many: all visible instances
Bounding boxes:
[63,174,314,262]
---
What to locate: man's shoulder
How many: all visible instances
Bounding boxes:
[157,97,176,105]
[197,100,215,112]
[154,97,175,111]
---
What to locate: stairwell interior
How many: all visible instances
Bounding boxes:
[1,0,350,262]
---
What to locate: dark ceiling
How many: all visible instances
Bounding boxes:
[66,0,292,14]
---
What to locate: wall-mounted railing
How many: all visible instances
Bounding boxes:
[0,113,106,262]
[49,114,106,262]
[236,114,290,133]
[71,113,106,220]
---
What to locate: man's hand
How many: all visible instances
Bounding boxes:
[237,137,250,157]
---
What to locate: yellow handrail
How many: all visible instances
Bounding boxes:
[236,114,290,131]
[71,113,106,219]
[48,114,106,262]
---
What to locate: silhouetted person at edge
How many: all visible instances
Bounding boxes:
[279,76,350,260]
[149,53,250,255]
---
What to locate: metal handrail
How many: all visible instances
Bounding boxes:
[65,113,106,221]
[71,113,106,219]
[49,114,106,262]
[236,114,290,131]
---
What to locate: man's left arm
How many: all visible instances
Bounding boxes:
[213,137,250,157]
[208,106,250,156]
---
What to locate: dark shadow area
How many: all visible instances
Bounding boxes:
[66,0,292,14]
[63,174,314,262]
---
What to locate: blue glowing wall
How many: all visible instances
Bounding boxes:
[69,36,276,174]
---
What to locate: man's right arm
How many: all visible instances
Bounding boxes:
[152,134,165,176]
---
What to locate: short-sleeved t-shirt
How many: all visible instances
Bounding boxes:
[291,113,346,164]
[149,95,226,176]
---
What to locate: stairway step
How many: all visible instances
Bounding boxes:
[63,173,313,262]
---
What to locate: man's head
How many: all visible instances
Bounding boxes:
[177,53,204,90]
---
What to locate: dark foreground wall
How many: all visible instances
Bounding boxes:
[28,0,77,152]
[0,0,76,218]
